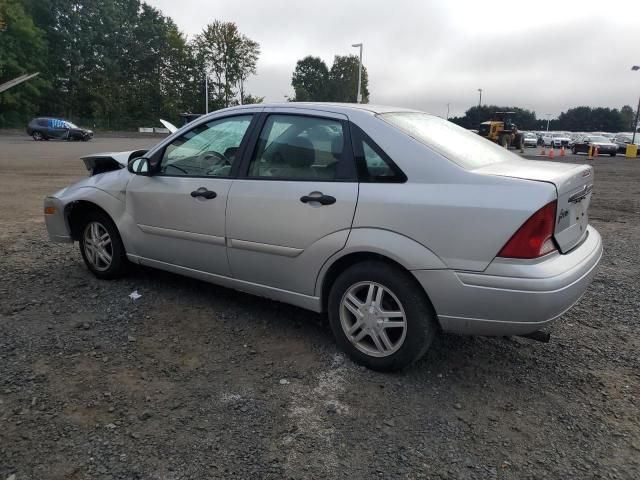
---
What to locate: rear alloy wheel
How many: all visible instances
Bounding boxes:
[328,261,437,371]
[79,211,127,279]
[32,131,43,141]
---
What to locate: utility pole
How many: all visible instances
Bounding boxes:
[205,72,209,114]
[545,113,552,132]
[352,43,363,103]
[477,88,482,108]
[632,65,640,144]
[446,103,450,120]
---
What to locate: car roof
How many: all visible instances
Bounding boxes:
[219,102,422,116]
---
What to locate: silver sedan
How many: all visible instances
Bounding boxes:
[44,103,602,371]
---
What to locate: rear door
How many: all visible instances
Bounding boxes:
[226,109,358,295]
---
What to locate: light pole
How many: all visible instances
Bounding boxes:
[446,103,450,120]
[632,65,640,145]
[352,43,363,103]
[545,113,552,132]
[205,72,209,114]
[477,88,482,108]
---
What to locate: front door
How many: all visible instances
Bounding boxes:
[126,114,255,276]
[226,111,358,295]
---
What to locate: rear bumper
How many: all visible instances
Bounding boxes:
[412,226,602,336]
[44,196,73,243]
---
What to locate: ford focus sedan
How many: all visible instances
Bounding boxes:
[44,103,602,371]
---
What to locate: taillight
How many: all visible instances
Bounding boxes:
[498,201,557,259]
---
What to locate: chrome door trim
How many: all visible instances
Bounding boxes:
[138,224,225,246]
[228,238,303,257]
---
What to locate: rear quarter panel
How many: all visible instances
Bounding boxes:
[346,111,557,271]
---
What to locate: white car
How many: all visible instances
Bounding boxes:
[523,132,538,147]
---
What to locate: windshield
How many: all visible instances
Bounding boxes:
[588,136,609,142]
[524,133,537,138]
[65,122,78,128]
[379,112,515,169]
[552,133,567,138]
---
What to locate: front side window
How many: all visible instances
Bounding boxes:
[249,115,345,180]
[160,115,252,177]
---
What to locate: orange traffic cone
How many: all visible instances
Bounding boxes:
[594,146,599,158]
[560,146,566,157]
[548,147,555,159]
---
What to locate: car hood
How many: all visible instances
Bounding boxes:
[81,150,147,175]
[591,142,616,147]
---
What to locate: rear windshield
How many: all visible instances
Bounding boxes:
[379,112,516,169]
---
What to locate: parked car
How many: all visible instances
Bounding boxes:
[613,133,640,153]
[523,132,538,147]
[26,117,93,141]
[550,132,571,148]
[43,103,602,371]
[572,135,618,156]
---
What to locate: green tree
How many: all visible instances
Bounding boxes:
[620,105,635,131]
[0,0,48,126]
[291,56,330,101]
[329,54,369,103]
[193,20,260,109]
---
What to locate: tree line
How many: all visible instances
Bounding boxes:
[0,0,261,129]
[291,55,369,103]
[450,105,637,132]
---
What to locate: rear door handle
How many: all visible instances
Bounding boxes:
[191,187,217,199]
[300,193,336,205]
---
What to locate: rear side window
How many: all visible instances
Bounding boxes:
[350,124,406,183]
[248,114,346,181]
[380,112,518,170]
[36,119,48,127]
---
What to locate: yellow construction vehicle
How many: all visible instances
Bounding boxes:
[478,111,524,149]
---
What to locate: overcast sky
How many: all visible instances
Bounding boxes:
[148,0,640,118]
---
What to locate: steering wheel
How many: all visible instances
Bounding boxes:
[199,150,230,174]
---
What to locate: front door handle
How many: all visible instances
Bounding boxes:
[191,187,217,199]
[300,193,336,205]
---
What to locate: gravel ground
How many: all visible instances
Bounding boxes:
[1,136,639,479]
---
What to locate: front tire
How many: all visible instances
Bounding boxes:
[609,152,616,157]
[32,131,43,141]
[328,261,438,371]
[78,211,128,279]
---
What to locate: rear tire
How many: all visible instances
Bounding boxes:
[78,210,128,279]
[328,261,438,371]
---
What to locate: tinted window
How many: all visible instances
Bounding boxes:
[380,112,519,169]
[160,115,252,177]
[36,119,48,127]
[249,115,344,180]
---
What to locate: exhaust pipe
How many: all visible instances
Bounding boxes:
[517,330,551,343]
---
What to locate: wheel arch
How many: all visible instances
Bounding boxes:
[316,228,447,313]
[66,200,115,241]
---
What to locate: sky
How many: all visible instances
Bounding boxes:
[147,0,640,118]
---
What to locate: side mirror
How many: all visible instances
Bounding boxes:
[128,157,152,175]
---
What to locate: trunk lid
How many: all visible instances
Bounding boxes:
[475,159,594,253]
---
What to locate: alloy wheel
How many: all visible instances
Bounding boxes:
[83,221,113,272]
[339,281,407,358]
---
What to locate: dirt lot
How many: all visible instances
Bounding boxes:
[1,134,639,479]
